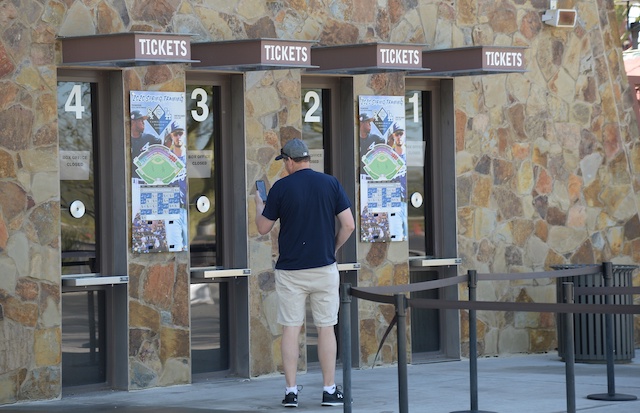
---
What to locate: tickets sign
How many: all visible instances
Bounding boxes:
[60,32,194,66]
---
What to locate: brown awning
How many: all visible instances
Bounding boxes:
[308,42,428,74]
[191,39,316,71]
[59,32,198,67]
[417,46,527,77]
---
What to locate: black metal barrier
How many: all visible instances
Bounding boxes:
[554,263,637,363]
[339,262,640,413]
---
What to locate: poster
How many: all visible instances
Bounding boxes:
[130,91,188,253]
[359,95,408,242]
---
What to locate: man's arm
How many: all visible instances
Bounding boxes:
[254,192,276,235]
[335,207,355,254]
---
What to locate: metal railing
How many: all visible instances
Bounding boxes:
[339,262,640,413]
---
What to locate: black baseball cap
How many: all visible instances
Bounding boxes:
[275,139,309,160]
[131,110,147,120]
[359,111,374,122]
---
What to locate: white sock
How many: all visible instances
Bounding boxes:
[286,385,298,395]
[323,384,336,394]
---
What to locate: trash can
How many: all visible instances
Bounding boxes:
[554,264,637,363]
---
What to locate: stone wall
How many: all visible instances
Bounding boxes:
[0,0,62,404]
[453,0,640,355]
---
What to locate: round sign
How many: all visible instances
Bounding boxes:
[410,192,423,208]
[196,196,211,213]
[69,200,86,219]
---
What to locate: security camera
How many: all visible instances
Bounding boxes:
[542,9,577,28]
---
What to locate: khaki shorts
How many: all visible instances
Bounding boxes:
[275,263,339,328]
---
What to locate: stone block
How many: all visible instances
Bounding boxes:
[34,328,61,367]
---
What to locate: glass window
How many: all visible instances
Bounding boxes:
[302,88,329,173]
[57,81,99,275]
[58,79,107,387]
[405,90,432,257]
[186,85,219,268]
[186,82,230,375]
[406,88,441,354]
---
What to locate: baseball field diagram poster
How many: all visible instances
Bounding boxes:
[358,95,408,243]
[130,91,188,253]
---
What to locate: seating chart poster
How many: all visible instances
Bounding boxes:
[358,95,408,243]
[130,91,188,253]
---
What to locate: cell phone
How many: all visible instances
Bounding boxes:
[256,180,268,202]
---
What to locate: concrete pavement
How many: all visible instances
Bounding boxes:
[1,350,639,413]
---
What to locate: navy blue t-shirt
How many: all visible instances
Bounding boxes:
[262,168,351,270]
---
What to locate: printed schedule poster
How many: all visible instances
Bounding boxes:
[358,95,408,242]
[130,91,188,253]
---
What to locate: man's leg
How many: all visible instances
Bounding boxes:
[281,325,303,388]
[317,325,337,387]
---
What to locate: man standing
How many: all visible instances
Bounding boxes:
[254,139,355,408]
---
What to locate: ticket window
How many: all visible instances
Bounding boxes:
[301,87,330,173]
[59,81,99,275]
[187,83,221,270]
[186,77,251,376]
[302,77,357,365]
[58,79,106,387]
[405,79,459,360]
[58,72,128,388]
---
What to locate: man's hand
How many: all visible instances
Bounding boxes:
[254,191,264,211]
[254,191,275,235]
